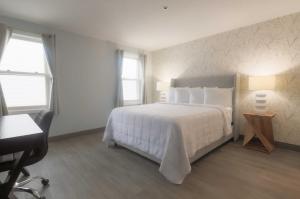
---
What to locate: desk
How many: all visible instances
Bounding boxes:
[0,114,43,199]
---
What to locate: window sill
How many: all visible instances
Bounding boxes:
[123,99,143,106]
[123,102,142,106]
[8,107,48,115]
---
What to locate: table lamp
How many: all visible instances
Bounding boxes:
[156,81,170,102]
[248,75,275,112]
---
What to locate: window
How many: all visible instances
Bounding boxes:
[122,52,143,105]
[0,33,51,113]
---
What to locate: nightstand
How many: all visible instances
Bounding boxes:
[243,112,276,153]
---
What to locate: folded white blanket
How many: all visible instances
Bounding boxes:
[103,103,232,184]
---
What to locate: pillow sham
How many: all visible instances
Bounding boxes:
[204,87,233,107]
[167,87,176,103]
[189,87,204,104]
[175,87,190,103]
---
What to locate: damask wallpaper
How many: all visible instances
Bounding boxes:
[151,12,300,145]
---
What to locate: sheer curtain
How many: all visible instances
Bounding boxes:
[0,23,11,116]
[139,53,147,104]
[115,50,124,107]
[42,34,59,115]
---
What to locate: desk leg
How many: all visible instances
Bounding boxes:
[0,150,31,199]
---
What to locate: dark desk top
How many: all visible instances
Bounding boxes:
[0,114,43,155]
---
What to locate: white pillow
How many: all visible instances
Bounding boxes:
[204,87,233,107]
[189,87,204,104]
[167,87,176,103]
[175,87,190,103]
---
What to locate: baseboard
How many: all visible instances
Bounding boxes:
[275,141,300,152]
[239,135,300,152]
[49,127,105,142]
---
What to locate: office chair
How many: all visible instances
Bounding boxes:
[12,110,54,199]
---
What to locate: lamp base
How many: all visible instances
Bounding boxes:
[254,92,268,113]
[159,91,167,102]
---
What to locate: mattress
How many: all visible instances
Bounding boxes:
[103,103,232,184]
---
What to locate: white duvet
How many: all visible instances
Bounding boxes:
[103,103,232,184]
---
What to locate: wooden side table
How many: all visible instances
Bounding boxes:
[243,112,276,153]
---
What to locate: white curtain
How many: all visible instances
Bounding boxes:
[115,50,124,107]
[42,34,59,115]
[139,53,147,104]
[0,23,11,116]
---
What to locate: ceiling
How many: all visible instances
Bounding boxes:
[1,0,300,51]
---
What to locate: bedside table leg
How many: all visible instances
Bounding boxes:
[262,117,275,145]
[243,115,256,146]
[255,129,274,153]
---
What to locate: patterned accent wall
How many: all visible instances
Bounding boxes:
[151,12,300,145]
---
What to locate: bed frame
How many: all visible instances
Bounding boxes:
[116,74,240,164]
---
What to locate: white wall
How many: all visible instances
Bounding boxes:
[52,31,117,136]
[0,16,118,137]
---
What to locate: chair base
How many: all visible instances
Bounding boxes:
[13,176,49,199]
[13,187,45,199]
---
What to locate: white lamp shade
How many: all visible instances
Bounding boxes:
[156,81,170,91]
[248,76,275,90]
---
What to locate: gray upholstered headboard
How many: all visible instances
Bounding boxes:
[171,74,240,141]
[171,75,235,88]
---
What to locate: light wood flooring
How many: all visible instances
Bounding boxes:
[8,132,300,199]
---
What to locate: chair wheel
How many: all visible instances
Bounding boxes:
[41,179,49,186]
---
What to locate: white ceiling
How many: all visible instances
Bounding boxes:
[1,0,300,51]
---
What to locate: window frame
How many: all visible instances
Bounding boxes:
[0,32,52,114]
[121,53,142,106]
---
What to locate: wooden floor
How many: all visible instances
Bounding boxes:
[8,132,300,199]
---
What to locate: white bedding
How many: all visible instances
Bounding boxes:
[103,103,232,184]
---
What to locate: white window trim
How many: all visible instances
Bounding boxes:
[0,32,52,114]
[8,106,49,115]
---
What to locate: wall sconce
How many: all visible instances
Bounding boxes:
[248,76,275,112]
[156,81,170,102]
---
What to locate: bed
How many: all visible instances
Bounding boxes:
[103,74,240,184]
